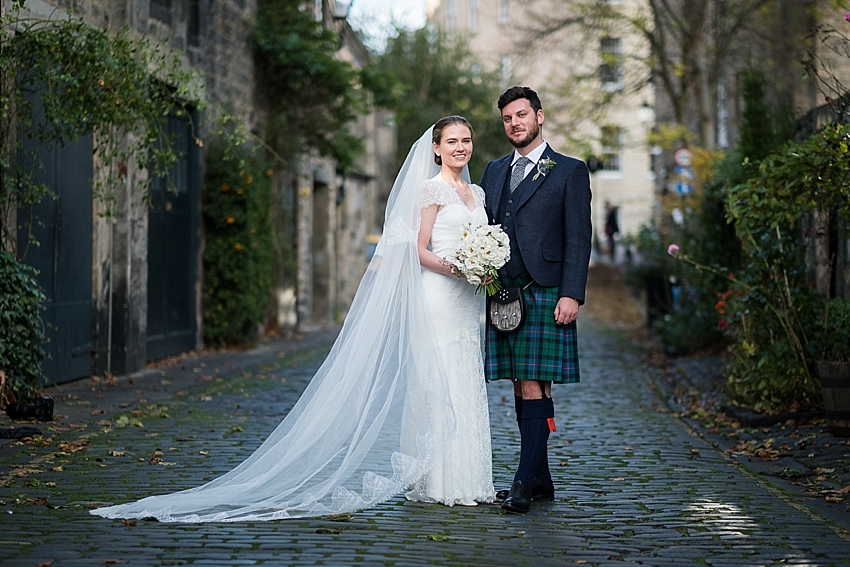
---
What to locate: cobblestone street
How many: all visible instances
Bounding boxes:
[1,269,849,566]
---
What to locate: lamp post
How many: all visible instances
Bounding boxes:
[333,0,352,19]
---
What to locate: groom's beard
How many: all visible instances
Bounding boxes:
[509,121,541,149]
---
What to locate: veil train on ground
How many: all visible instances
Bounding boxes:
[91,127,466,522]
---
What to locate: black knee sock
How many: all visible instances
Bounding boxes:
[514,398,554,486]
[535,397,554,485]
[514,395,523,431]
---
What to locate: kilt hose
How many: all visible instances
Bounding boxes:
[485,272,580,384]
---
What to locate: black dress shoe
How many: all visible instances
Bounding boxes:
[496,478,555,502]
[501,480,532,513]
[531,478,555,502]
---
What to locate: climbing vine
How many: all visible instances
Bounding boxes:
[202,138,274,347]
[1,5,205,254]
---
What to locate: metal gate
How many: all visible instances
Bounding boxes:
[17,131,94,385]
[146,112,199,360]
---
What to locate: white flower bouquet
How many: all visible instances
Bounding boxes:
[451,223,511,295]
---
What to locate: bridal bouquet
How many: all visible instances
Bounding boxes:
[451,223,511,295]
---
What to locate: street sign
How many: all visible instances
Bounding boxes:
[675,182,693,195]
[674,166,694,180]
[674,148,692,167]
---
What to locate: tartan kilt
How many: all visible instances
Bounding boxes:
[485,272,580,384]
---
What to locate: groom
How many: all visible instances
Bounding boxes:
[481,86,592,513]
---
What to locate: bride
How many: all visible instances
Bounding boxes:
[91,117,494,522]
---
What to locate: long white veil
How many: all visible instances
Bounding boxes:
[92,127,462,522]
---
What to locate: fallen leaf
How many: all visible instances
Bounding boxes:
[58,440,90,453]
[37,561,54,567]
[120,519,137,527]
[427,534,448,541]
[109,451,125,457]
[837,486,850,494]
[613,478,626,481]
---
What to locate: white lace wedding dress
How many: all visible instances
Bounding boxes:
[405,175,495,506]
[90,126,491,523]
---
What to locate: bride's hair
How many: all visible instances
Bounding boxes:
[432,115,473,165]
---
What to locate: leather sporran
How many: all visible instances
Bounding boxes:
[488,283,532,333]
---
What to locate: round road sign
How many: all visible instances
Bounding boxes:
[674,148,692,167]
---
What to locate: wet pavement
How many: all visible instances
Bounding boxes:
[1,269,849,566]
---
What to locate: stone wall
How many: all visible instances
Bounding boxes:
[13,0,262,375]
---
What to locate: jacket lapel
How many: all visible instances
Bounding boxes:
[485,155,511,222]
[515,147,557,210]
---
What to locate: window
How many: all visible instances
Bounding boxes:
[501,55,512,84]
[499,0,509,24]
[150,0,171,25]
[600,125,623,172]
[469,0,479,32]
[188,0,200,46]
[600,37,622,88]
[447,0,457,34]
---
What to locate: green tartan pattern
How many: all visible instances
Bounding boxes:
[485,273,580,384]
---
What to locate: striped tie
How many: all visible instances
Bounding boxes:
[510,156,531,192]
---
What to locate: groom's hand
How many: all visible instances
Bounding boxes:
[554,297,579,325]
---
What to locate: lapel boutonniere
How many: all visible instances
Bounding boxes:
[532,157,556,181]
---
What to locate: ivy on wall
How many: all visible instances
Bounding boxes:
[1,6,205,253]
[0,250,47,402]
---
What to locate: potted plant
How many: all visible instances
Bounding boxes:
[818,297,850,436]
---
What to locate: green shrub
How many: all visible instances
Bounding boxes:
[202,139,274,346]
[822,297,850,363]
[624,213,727,354]
[721,124,850,411]
[0,250,47,401]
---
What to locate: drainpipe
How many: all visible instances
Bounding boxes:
[107,216,115,376]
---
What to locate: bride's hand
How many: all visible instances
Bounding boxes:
[450,265,467,280]
[440,258,465,279]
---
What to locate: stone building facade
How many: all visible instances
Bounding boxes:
[427,0,656,246]
[4,0,391,384]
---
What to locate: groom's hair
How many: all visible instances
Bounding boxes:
[432,115,474,165]
[497,87,542,113]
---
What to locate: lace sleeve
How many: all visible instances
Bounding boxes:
[419,179,452,209]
